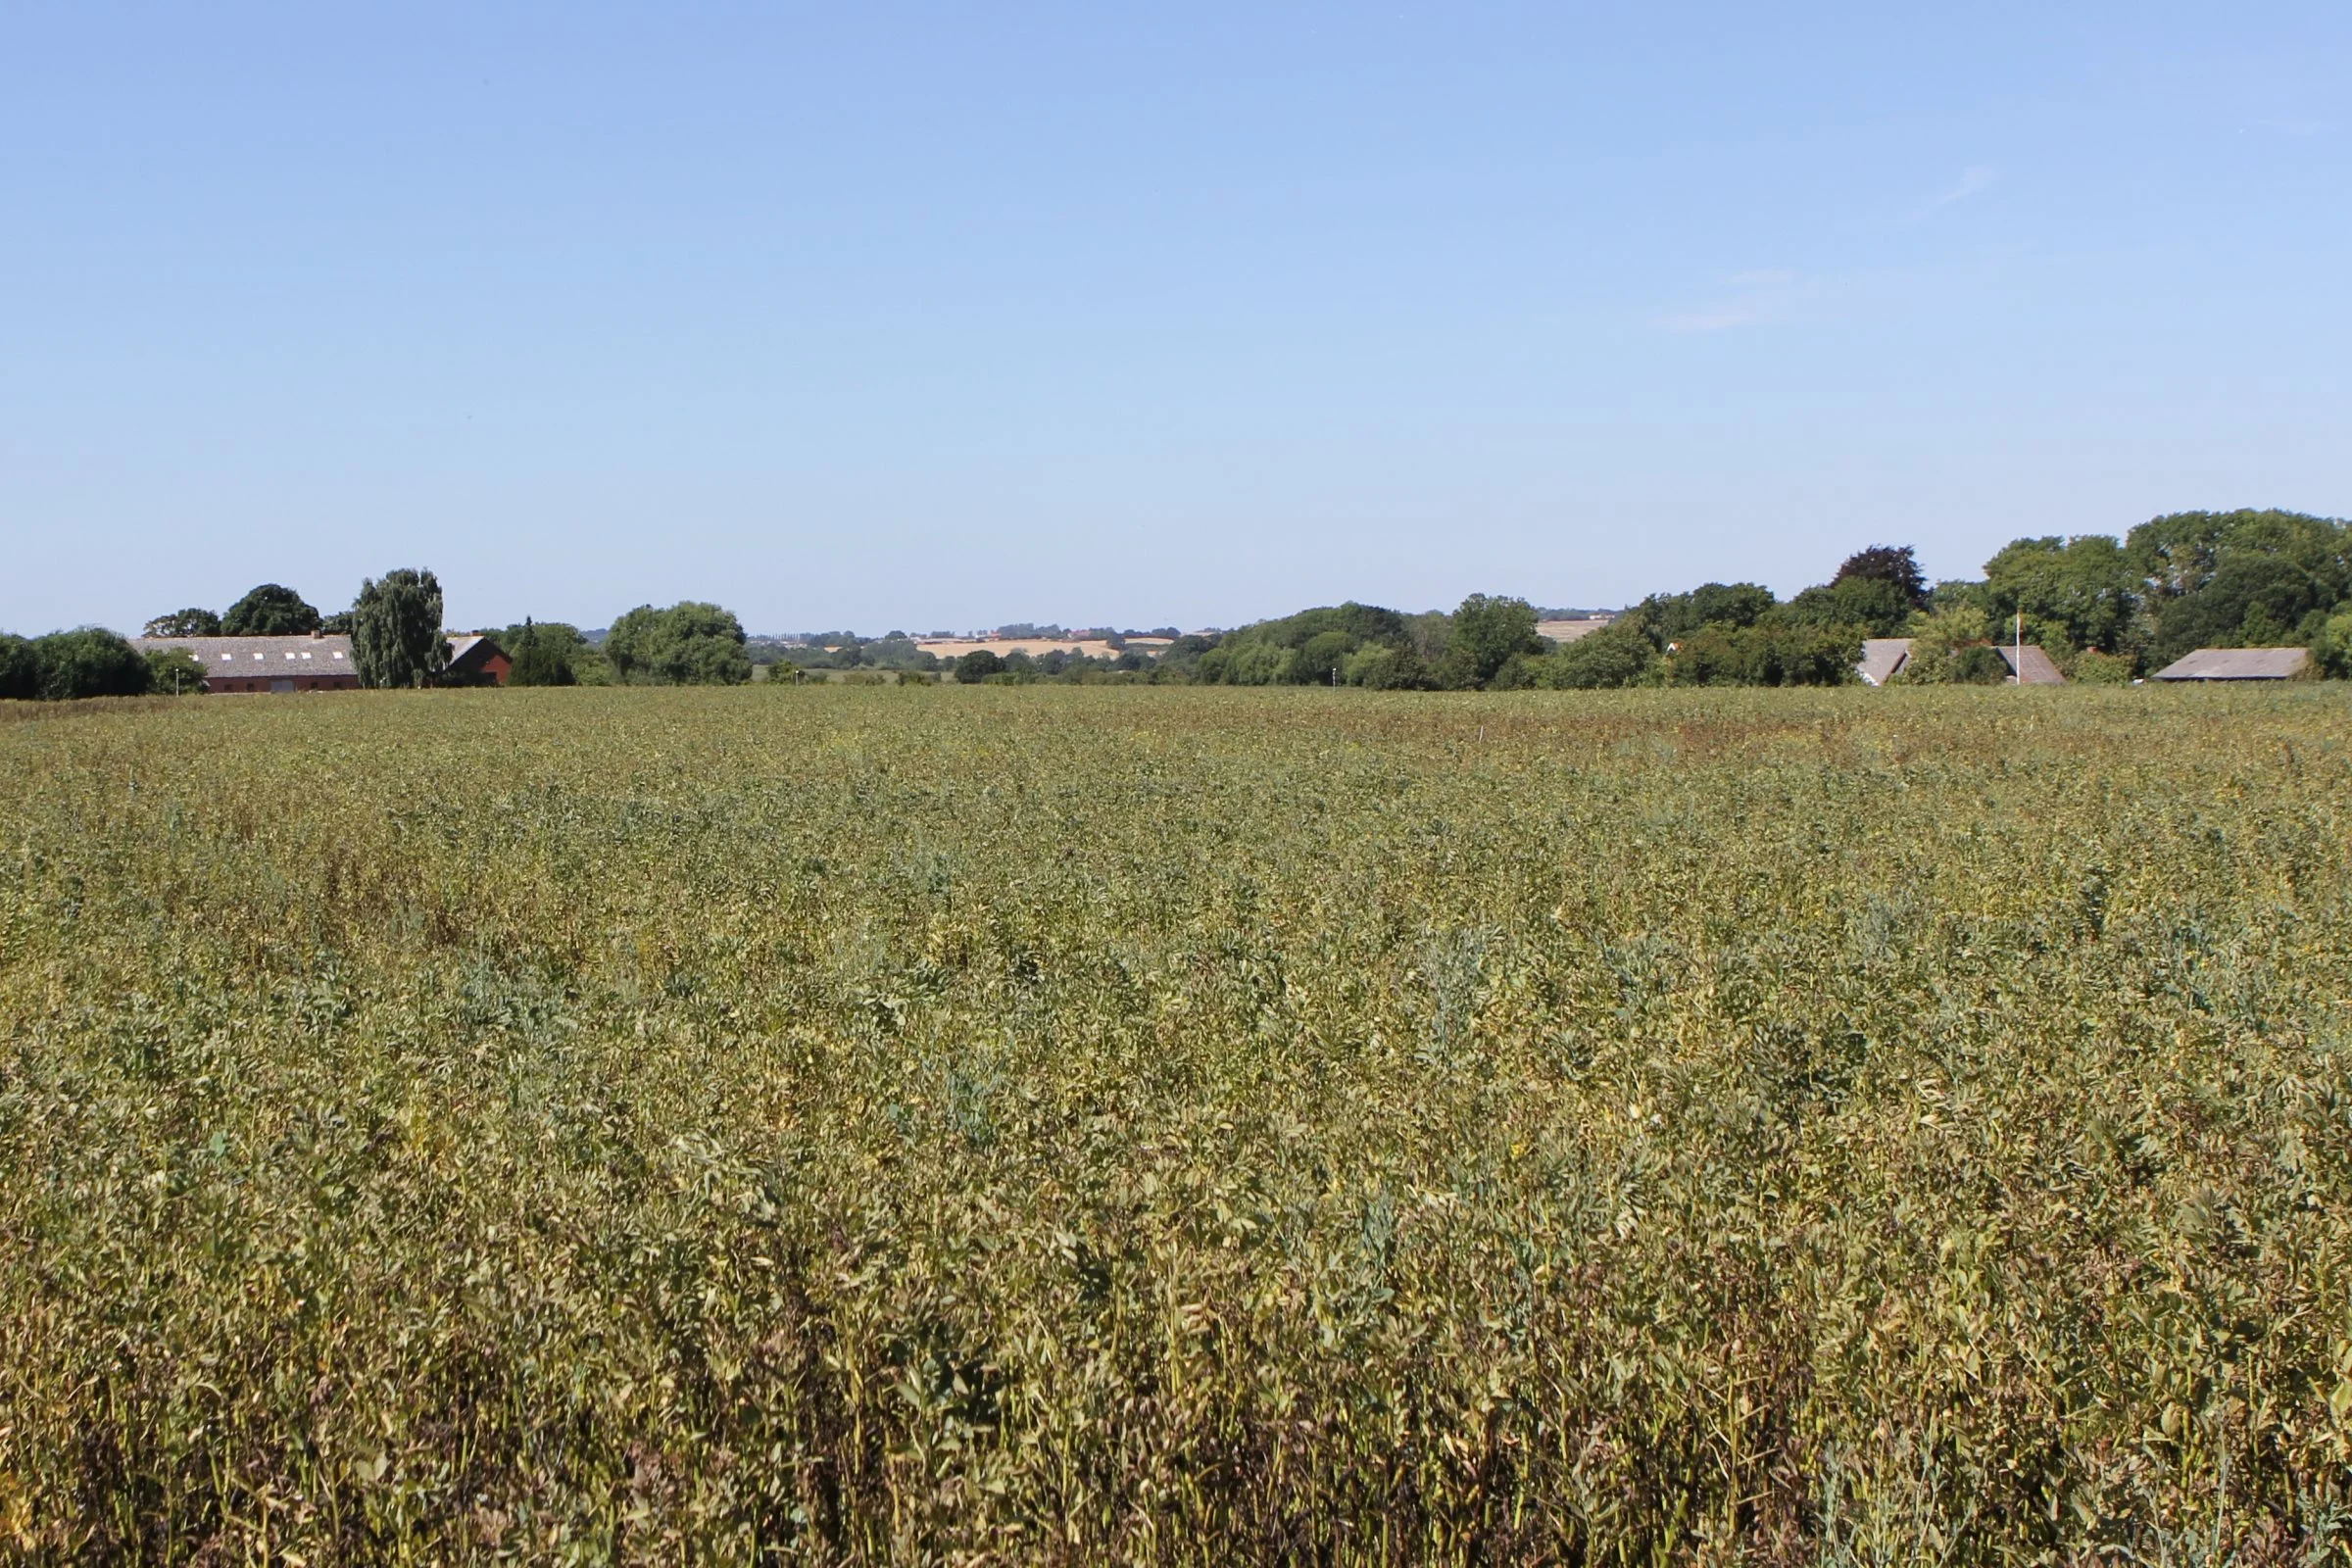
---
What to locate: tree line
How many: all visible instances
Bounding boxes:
[1142,508,2352,691]
[0,573,764,700]
[9,508,2345,701]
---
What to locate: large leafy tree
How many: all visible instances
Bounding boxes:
[31,628,151,700]
[954,649,1005,683]
[2148,555,2335,664]
[1440,594,1543,688]
[2125,509,2351,662]
[1977,535,2142,655]
[1780,575,1915,637]
[2126,509,2348,602]
[220,583,322,636]
[503,619,583,687]
[1537,620,1658,688]
[604,602,752,685]
[352,568,448,688]
[1634,582,1777,646]
[1831,544,1930,609]
[0,634,38,699]
[143,609,222,637]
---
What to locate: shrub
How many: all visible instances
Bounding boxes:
[605,603,752,685]
[30,627,150,700]
[2071,649,2136,684]
[955,650,1005,683]
[143,647,210,695]
[1538,622,1658,689]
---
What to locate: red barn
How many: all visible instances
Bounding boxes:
[442,635,513,685]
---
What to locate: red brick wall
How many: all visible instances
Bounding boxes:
[201,675,361,694]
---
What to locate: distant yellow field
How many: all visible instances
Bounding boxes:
[915,635,1174,662]
[1535,615,1612,643]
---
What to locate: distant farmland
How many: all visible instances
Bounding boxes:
[916,635,1175,662]
[4,686,2348,1561]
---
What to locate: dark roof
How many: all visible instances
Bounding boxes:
[2152,647,2311,681]
[444,634,507,673]
[133,633,358,679]
[1856,638,1912,686]
[1995,644,2066,685]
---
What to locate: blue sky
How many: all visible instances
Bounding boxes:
[4,3,2347,635]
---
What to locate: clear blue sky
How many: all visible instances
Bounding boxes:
[5,3,2347,636]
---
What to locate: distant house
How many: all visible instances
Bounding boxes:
[443,634,512,686]
[132,632,360,694]
[1996,645,2066,685]
[1857,638,1913,686]
[2152,647,2311,681]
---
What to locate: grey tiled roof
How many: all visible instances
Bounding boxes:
[1995,644,2066,685]
[132,634,359,679]
[1856,638,1912,685]
[2152,647,2311,681]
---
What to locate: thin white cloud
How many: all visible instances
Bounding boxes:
[1919,165,1997,217]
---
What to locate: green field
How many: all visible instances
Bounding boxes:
[5,687,2350,1562]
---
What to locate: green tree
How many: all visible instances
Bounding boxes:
[1978,535,2141,656]
[2148,554,2333,665]
[1537,621,1657,688]
[0,634,37,700]
[1343,643,1432,690]
[1666,620,1860,686]
[2127,509,2349,602]
[1831,544,1929,609]
[142,608,222,637]
[31,628,151,700]
[144,646,209,695]
[504,619,581,687]
[605,603,752,685]
[1634,583,1777,647]
[2313,611,2352,678]
[955,649,1005,683]
[1294,629,1355,686]
[1894,605,2009,684]
[221,584,323,636]
[1183,602,1415,686]
[352,568,448,688]
[1780,575,1916,637]
[1443,594,1542,689]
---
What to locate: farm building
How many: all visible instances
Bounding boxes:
[133,633,361,694]
[1856,638,1912,685]
[1996,645,2066,685]
[443,634,512,685]
[2152,647,2311,681]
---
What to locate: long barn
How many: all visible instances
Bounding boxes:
[133,633,362,694]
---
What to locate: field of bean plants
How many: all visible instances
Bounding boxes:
[4,685,2350,1563]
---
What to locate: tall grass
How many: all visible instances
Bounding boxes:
[3,686,2349,1562]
